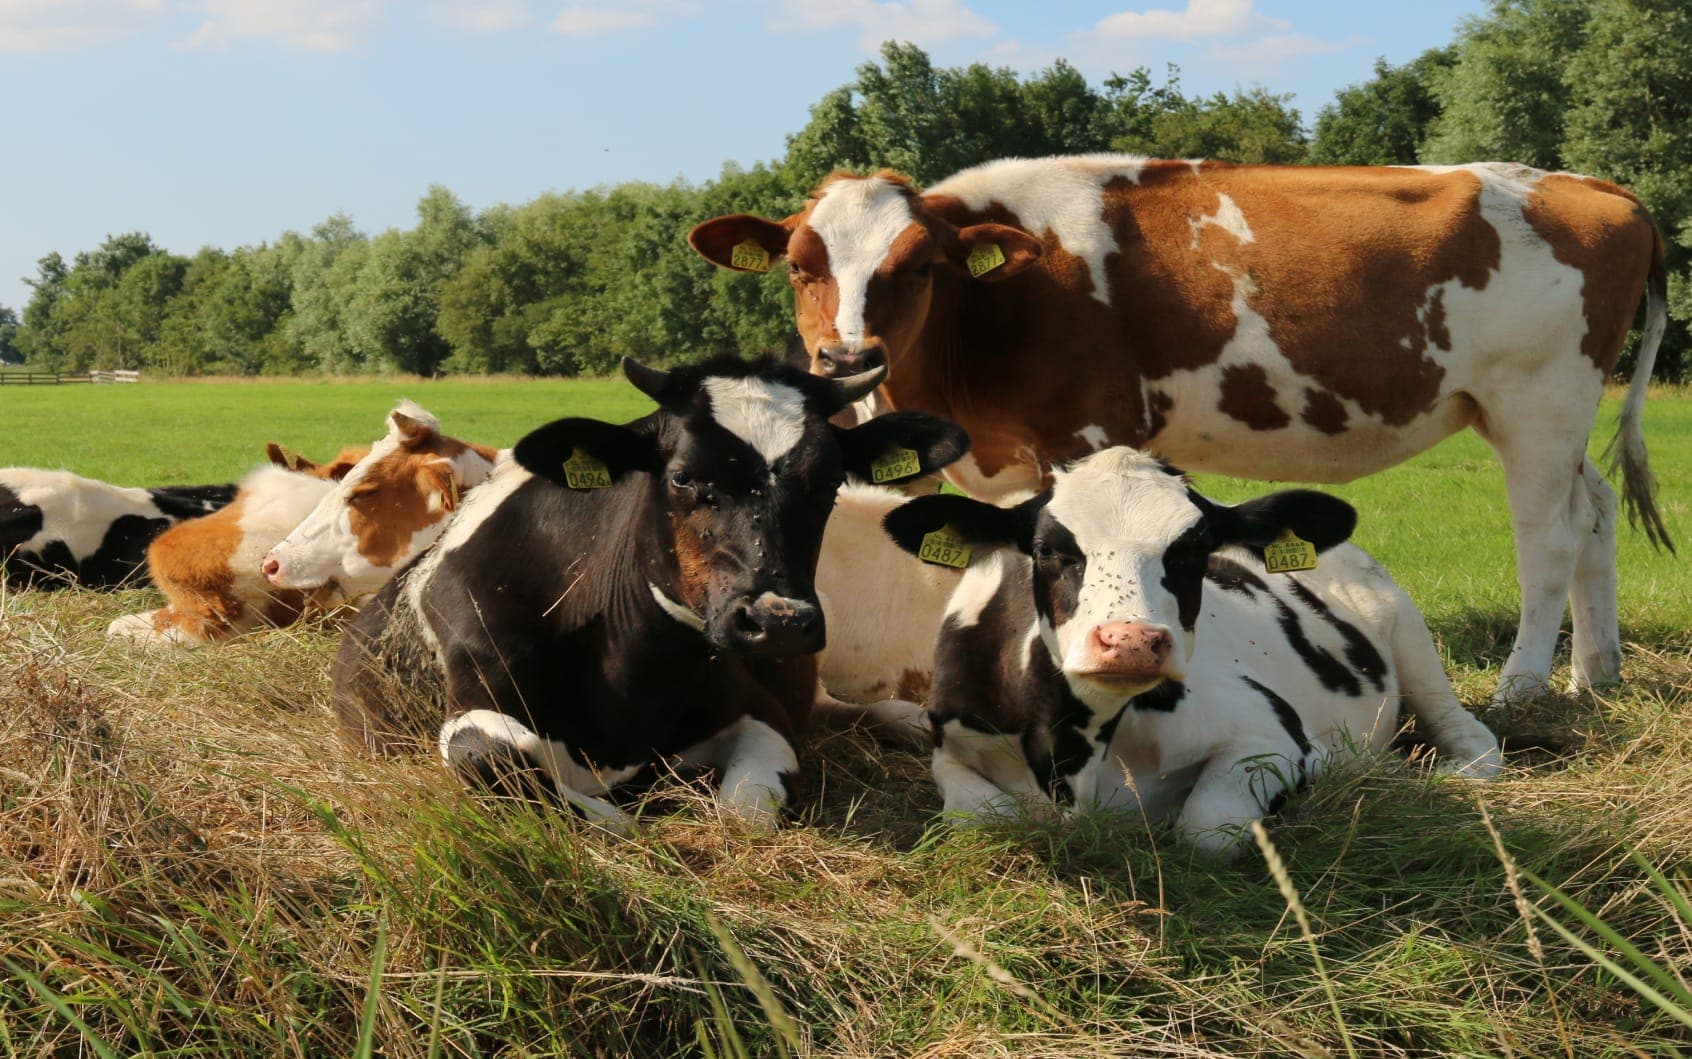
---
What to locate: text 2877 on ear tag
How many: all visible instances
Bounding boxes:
[730,240,771,273]
[563,448,611,490]
[966,242,1005,278]
[870,447,922,484]
[1263,529,1317,573]
[919,525,972,569]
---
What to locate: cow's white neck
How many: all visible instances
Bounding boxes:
[701,377,807,464]
[809,177,917,347]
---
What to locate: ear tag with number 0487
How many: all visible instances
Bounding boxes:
[918,525,973,569]
[563,448,611,490]
[1263,529,1318,573]
[730,239,772,273]
[966,242,1005,278]
[870,447,922,484]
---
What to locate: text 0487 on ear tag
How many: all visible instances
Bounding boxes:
[563,448,611,490]
[1263,529,1318,573]
[870,447,922,484]
[730,240,771,273]
[919,525,972,569]
[966,242,1005,278]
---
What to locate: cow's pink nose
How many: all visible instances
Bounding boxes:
[1088,622,1172,677]
[261,557,281,582]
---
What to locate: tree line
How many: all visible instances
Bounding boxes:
[5,0,1687,379]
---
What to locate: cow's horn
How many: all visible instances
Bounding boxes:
[829,364,888,409]
[622,357,670,402]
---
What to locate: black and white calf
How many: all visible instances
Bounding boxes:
[333,355,969,829]
[884,447,1502,856]
[1,468,237,590]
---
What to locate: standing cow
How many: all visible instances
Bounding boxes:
[690,156,1672,702]
[332,356,968,829]
[883,447,1502,856]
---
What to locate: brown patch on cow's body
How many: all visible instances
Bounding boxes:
[1521,173,1658,371]
[1301,388,1349,435]
[1218,364,1290,430]
[145,496,250,641]
[896,668,931,703]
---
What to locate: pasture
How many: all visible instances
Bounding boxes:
[1,378,1690,1056]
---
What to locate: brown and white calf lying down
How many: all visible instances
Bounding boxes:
[332,356,967,829]
[2,468,237,590]
[884,447,1501,856]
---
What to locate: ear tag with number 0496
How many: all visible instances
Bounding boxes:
[966,242,1005,278]
[1263,529,1318,573]
[730,239,771,273]
[919,525,973,569]
[870,446,922,484]
[563,448,611,490]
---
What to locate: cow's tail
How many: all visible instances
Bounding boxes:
[1603,225,1674,553]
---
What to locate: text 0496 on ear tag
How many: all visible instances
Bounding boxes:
[563,448,611,490]
[919,525,972,569]
[730,240,771,273]
[870,447,922,484]
[1263,529,1318,573]
[966,242,1005,278]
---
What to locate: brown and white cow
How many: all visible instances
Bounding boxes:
[106,446,367,645]
[261,402,500,604]
[691,156,1672,702]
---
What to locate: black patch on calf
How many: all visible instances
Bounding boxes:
[147,483,239,518]
[444,732,561,806]
[1160,522,1211,629]
[1242,676,1313,756]
[1130,679,1186,713]
[1031,517,1083,630]
[1271,594,1360,697]
[1285,578,1389,692]
[1206,556,1268,596]
[79,514,171,587]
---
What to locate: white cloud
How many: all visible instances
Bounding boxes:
[770,0,997,52]
[1093,0,1284,43]
[0,0,169,52]
[549,0,697,37]
[1205,31,1346,75]
[178,0,386,52]
[428,0,528,33]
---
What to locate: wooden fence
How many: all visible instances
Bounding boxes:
[0,370,140,386]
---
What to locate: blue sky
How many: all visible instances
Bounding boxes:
[0,0,1484,315]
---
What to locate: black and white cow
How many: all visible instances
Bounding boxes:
[883,447,1502,856]
[333,355,969,829]
[1,468,237,590]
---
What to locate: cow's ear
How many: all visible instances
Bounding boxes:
[943,222,1041,282]
[688,214,792,273]
[390,407,440,449]
[513,417,656,487]
[835,412,970,485]
[266,443,311,472]
[322,450,366,481]
[1213,489,1357,553]
[882,493,1041,557]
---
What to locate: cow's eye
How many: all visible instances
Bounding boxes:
[1033,542,1060,563]
[787,262,800,276]
[669,472,695,492]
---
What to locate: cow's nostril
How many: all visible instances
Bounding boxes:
[732,605,766,641]
[261,557,280,581]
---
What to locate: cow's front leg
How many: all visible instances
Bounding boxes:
[1177,742,1310,859]
[930,721,1054,823]
[675,715,798,829]
[438,710,633,834]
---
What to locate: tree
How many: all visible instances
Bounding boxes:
[286,214,370,372]
[0,304,19,364]
[1309,49,1455,165]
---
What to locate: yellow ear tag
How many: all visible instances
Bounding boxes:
[918,524,973,569]
[966,242,1005,278]
[870,446,922,484]
[730,239,772,273]
[1263,529,1318,574]
[563,448,611,490]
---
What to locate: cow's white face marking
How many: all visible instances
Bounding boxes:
[700,377,808,464]
[1189,192,1255,249]
[1041,450,1200,702]
[649,583,706,632]
[808,176,918,347]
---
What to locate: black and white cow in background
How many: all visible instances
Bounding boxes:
[883,447,1502,857]
[333,355,969,830]
[1,468,237,590]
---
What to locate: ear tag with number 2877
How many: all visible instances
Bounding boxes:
[563,448,611,490]
[1263,529,1318,573]
[730,240,771,273]
[919,525,973,569]
[870,447,922,484]
[966,242,1005,278]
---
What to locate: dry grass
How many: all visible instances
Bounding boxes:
[2,579,1691,1057]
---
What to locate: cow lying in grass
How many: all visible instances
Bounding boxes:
[884,447,1502,856]
[105,446,369,645]
[1,469,237,590]
[261,403,500,604]
[332,356,968,829]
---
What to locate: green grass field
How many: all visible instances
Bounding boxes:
[1,379,1690,1056]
